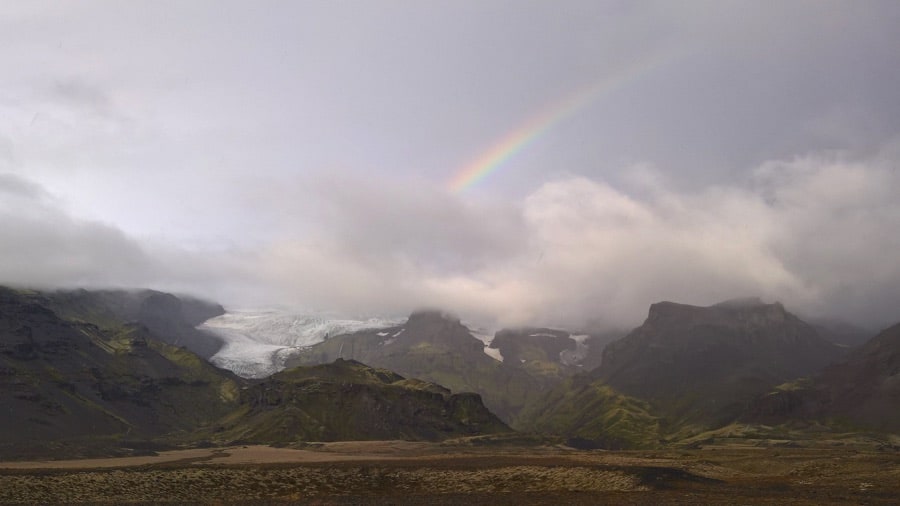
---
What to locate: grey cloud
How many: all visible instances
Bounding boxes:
[49,79,110,111]
[242,151,900,330]
[0,173,50,200]
[0,174,250,302]
[1,3,900,331]
[307,175,527,273]
[0,176,154,288]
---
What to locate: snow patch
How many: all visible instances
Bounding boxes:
[483,346,503,362]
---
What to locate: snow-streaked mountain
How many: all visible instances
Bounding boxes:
[200,310,402,378]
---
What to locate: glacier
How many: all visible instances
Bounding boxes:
[200,310,402,378]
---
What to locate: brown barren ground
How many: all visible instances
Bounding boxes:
[0,442,898,504]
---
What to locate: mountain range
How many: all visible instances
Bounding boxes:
[1,285,897,458]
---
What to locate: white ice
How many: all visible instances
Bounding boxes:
[201,309,401,378]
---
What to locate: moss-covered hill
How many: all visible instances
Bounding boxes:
[520,377,661,449]
[213,359,510,443]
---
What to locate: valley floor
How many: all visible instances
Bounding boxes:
[0,442,898,504]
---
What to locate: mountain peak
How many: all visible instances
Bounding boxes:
[599,298,843,427]
[646,298,788,328]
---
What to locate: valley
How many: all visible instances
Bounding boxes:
[1,441,898,504]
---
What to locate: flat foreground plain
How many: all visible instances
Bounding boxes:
[0,441,898,505]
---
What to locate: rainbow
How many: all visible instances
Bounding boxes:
[447,53,673,193]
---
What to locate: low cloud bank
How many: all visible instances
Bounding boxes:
[251,151,900,329]
[3,150,900,330]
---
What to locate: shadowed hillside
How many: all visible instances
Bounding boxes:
[746,321,900,432]
[0,287,241,459]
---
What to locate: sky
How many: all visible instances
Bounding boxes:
[2,1,900,330]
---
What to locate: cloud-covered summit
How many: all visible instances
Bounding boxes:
[4,148,899,330]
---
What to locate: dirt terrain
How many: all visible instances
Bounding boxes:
[0,441,898,504]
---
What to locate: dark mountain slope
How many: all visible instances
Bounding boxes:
[746,322,900,432]
[216,359,510,443]
[0,287,241,458]
[42,288,226,358]
[594,298,844,426]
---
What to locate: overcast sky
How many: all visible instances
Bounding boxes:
[2,1,900,329]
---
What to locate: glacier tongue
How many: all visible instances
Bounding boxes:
[201,309,402,378]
